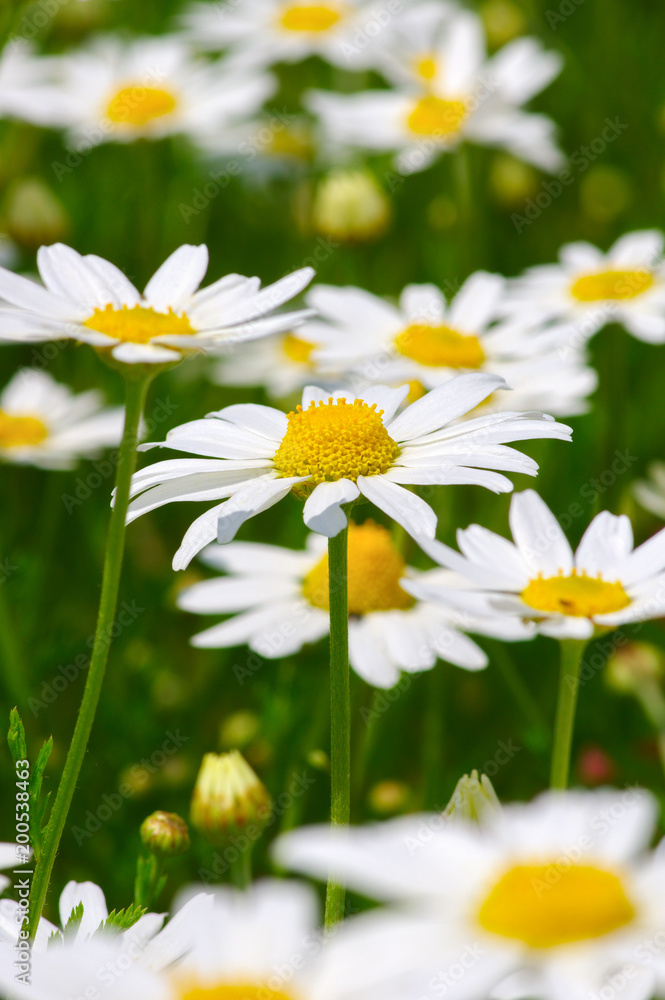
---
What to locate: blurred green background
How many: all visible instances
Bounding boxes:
[1,0,665,920]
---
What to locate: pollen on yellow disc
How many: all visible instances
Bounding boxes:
[395,324,486,369]
[282,332,315,364]
[570,269,654,302]
[0,411,48,448]
[406,97,467,137]
[82,304,196,345]
[521,571,631,618]
[303,520,415,614]
[273,397,399,484]
[477,863,636,948]
[279,3,342,31]
[414,54,438,81]
[180,983,294,1000]
[107,86,177,127]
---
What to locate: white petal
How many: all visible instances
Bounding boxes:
[0,265,75,319]
[386,373,505,441]
[349,617,401,688]
[303,479,359,536]
[574,511,633,579]
[143,244,209,313]
[623,527,665,586]
[448,272,505,333]
[509,489,573,576]
[111,341,181,364]
[178,575,297,614]
[357,475,436,539]
[217,477,305,543]
[58,881,108,939]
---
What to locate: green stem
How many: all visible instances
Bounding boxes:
[550,639,588,789]
[26,373,151,937]
[229,844,253,890]
[324,524,350,931]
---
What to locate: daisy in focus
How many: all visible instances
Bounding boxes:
[0,243,314,365]
[306,6,563,174]
[11,35,276,147]
[181,0,397,70]
[302,277,597,415]
[634,461,665,521]
[177,521,533,688]
[406,489,665,640]
[126,375,572,568]
[275,788,665,1000]
[0,370,123,469]
[502,229,665,345]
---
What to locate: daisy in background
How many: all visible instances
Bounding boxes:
[408,489,665,641]
[180,0,401,70]
[8,34,276,147]
[634,462,665,521]
[177,520,533,688]
[0,242,314,365]
[302,276,597,415]
[126,374,572,568]
[275,788,665,1000]
[501,229,665,346]
[306,5,563,174]
[0,42,60,124]
[0,369,123,469]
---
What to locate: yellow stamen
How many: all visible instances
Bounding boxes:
[521,570,631,618]
[279,3,342,31]
[180,984,294,1000]
[303,520,414,614]
[478,862,636,948]
[0,411,48,448]
[273,397,399,485]
[107,85,177,127]
[395,324,485,369]
[82,304,195,345]
[282,333,315,364]
[570,269,654,302]
[406,96,467,137]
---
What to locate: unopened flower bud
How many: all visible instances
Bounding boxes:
[480,0,525,46]
[312,169,391,243]
[605,642,665,695]
[140,811,190,858]
[368,780,410,815]
[220,711,260,749]
[5,177,68,249]
[444,770,501,824]
[190,751,271,845]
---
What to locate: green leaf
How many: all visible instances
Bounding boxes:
[63,902,84,938]
[7,708,27,764]
[100,904,147,933]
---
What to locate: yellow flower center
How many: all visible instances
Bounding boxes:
[273,397,399,485]
[570,269,654,302]
[180,984,294,1000]
[395,324,485,368]
[282,332,315,364]
[279,3,342,31]
[414,54,438,81]
[82,304,195,345]
[478,862,636,949]
[406,96,468,137]
[106,85,177,127]
[521,571,631,618]
[303,520,415,614]
[0,411,48,448]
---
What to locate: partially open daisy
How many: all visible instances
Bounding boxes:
[177,521,533,688]
[0,369,123,469]
[275,788,665,1000]
[0,243,314,365]
[181,0,391,70]
[303,277,597,415]
[306,7,563,174]
[502,230,665,345]
[407,489,665,640]
[126,374,571,568]
[14,34,276,146]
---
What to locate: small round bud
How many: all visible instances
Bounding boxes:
[140,811,190,858]
[5,177,69,249]
[220,711,260,749]
[312,169,391,243]
[368,780,410,815]
[190,751,272,846]
[444,770,501,825]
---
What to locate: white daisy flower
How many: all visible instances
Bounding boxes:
[0,43,59,124]
[302,278,597,415]
[406,489,665,641]
[306,7,563,174]
[210,327,339,399]
[634,461,665,521]
[177,520,533,688]
[12,34,275,146]
[502,230,665,345]
[126,374,572,569]
[0,242,314,365]
[0,369,123,469]
[275,788,665,1000]
[180,0,397,71]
